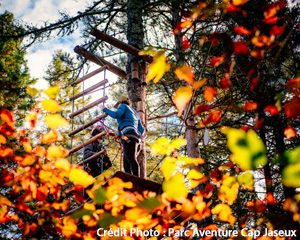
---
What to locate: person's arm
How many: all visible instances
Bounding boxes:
[102,104,126,119]
[83,142,96,159]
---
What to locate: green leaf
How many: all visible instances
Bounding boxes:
[26,86,39,97]
[237,172,254,190]
[94,188,107,205]
[284,146,300,164]
[282,163,300,188]
[138,197,161,210]
[227,129,267,170]
[71,209,93,219]
[97,212,122,230]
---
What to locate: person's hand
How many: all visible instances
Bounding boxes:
[101,105,106,111]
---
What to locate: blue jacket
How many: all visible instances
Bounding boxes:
[103,104,145,138]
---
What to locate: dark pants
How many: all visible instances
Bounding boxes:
[122,130,140,177]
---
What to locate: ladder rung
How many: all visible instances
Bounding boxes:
[69,131,106,154]
[70,79,108,101]
[71,65,108,86]
[69,96,108,118]
[68,114,107,137]
[79,149,106,166]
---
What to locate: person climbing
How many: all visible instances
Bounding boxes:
[83,125,112,177]
[101,96,145,177]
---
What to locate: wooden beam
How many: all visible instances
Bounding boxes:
[71,65,108,86]
[74,46,127,79]
[69,96,108,118]
[78,149,106,166]
[68,114,107,137]
[69,79,108,101]
[91,29,153,63]
[69,131,106,154]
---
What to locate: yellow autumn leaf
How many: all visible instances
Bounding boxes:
[187,169,206,188]
[61,216,77,238]
[43,86,60,99]
[41,130,63,144]
[173,86,193,117]
[211,203,236,225]
[163,173,189,200]
[23,141,32,153]
[26,86,39,97]
[69,168,95,188]
[45,114,68,129]
[175,64,195,84]
[147,51,170,83]
[41,99,62,113]
[150,137,172,156]
[218,176,239,205]
[192,78,207,90]
[55,158,71,172]
[47,145,69,158]
[160,157,177,181]
[170,138,187,149]
[237,172,254,190]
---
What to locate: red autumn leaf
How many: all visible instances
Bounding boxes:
[264,105,279,116]
[251,36,265,47]
[284,98,300,119]
[250,49,265,60]
[246,200,267,213]
[173,19,193,34]
[0,109,14,127]
[247,69,255,78]
[234,40,249,55]
[270,25,284,36]
[220,74,231,90]
[284,127,297,139]
[204,87,217,102]
[232,0,249,6]
[210,169,222,182]
[194,104,211,115]
[250,78,258,91]
[209,56,224,68]
[287,77,300,92]
[175,64,195,84]
[226,4,244,15]
[254,118,264,130]
[234,26,250,35]
[16,203,34,215]
[182,35,191,50]
[263,16,278,24]
[244,101,258,111]
[241,125,251,132]
[209,33,220,47]
[266,192,276,205]
[201,110,221,126]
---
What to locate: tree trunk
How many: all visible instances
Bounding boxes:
[126,0,147,178]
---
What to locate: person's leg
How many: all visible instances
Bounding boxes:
[122,139,139,176]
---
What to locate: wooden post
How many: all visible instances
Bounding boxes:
[131,61,139,81]
[68,114,107,137]
[69,131,106,154]
[69,96,108,118]
[78,149,106,165]
[71,65,108,86]
[74,46,127,80]
[69,79,108,101]
[91,29,153,63]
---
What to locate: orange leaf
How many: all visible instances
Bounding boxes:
[250,78,258,91]
[37,185,48,201]
[175,64,195,84]
[201,110,221,126]
[232,0,249,6]
[220,74,231,90]
[13,154,35,166]
[270,25,284,36]
[284,98,300,119]
[182,35,191,50]
[147,51,170,83]
[69,168,95,188]
[204,87,217,102]
[264,105,279,116]
[173,19,193,34]
[234,26,250,35]
[194,105,211,115]
[41,99,62,113]
[41,130,63,144]
[266,192,276,205]
[284,127,297,139]
[192,78,207,90]
[173,86,193,117]
[45,114,68,129]
[244,101,258,111]
[254,118,264,130]
[263,16,278,24]
[0,134,6,145]
[209,56,224,68]
[33,146,46,157]
[250,49,265,60]
[246,200,266,213]
[0,147,13,158]
[16,203,34,215]
[234,41,248,55]
[251,36,265,47]
[0,109,14,127]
